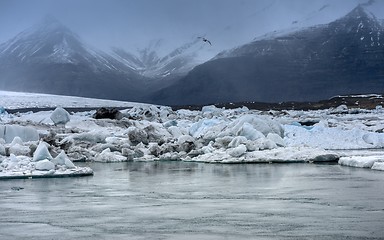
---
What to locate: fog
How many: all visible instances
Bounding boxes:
[0,0,383,58]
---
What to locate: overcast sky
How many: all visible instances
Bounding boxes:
[0,0,383,58]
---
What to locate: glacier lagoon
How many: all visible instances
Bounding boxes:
[0,161,383,240]
[1,91,384,239]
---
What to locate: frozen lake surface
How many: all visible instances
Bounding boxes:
[0,162,383,240]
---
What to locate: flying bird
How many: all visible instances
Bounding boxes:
[198,37,212,46]
[318,4,330,12]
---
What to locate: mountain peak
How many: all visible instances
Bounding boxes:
[34,15,71,34]
[344,5,372,19]
[0,15,84,64]
[41,15,61,25]
[331,4,382,36]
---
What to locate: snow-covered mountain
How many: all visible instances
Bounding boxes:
[112,38,206,78]
[0,16,210,103]
[216,5,383,59]
[0,16,149,101]
[1,16,126,69]
[152,5,384,105]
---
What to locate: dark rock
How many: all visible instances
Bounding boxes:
[93,108,123,120]
[299,120,320,126]
[313,154,339,162]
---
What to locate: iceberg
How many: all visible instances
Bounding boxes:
[35,159,55,171]
[0,125,39,143]
[33,141,53,161]
[53,150,76,168]
[372,162,384,171]
[95,148,127,162]
[339,156,384,170]
[50,107,70,125]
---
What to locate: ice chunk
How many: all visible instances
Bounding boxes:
[228,144,247,157]
[62,130,109,144]
[159,106,173,120]
[163,120,178,128]
[124,105,160,121]
[50,107,70,125]
[65,158,76,169]
[127,127,148,145]
[0,143,5,156]
[9,137,30,156]
[201,142,215,154]
[240,147,337,163]
[214,136,234,148]
[201,105,221,114]
[372,162,384,171]
[52,150,67,165]
[330,104,348,114]
[238,122,264,140]
[362,133,384,148]
[228,136,248,148]
[122,148,135,160]
[201,105,222,117]
[144,123,172,144]
[33,141,53,161]
[168,126,183,138]
[338,156,384,168]
[253,138,277,150]
[9,143,30,156]
[222,114,284,138]
[148,142,161,156]
[177,135,196,153]
[0,125,39,143]
[189,119,222,138]
[35,159,55,171]
[95,148,127,162]
[267,133,285,147]
[2,154,20,170]
[11,136,23,145]
[284,124,381,150]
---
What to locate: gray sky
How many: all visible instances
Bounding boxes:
[0,0,383,58]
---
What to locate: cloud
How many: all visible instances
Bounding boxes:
[360,0,376,7]
[0,0,383,60]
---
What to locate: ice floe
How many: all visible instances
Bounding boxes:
[339,155,384,170]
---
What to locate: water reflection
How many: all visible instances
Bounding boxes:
[0,162,383,240]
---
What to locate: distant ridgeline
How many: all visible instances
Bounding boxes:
[0,6,384,106]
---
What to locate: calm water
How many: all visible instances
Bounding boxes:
[0,162,383,240]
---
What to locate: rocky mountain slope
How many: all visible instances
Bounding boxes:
[0,16,206,102]
[152,5,384,105]
[112,38,206,79]
[0,16,152,101]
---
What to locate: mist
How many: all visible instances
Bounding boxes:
[1,0,383,59]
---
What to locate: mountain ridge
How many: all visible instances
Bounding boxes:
[112,38,206,79]
[0,16,149,101]
[0,16,208,101]
[1,6,384,106]
[151,5,384,105]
